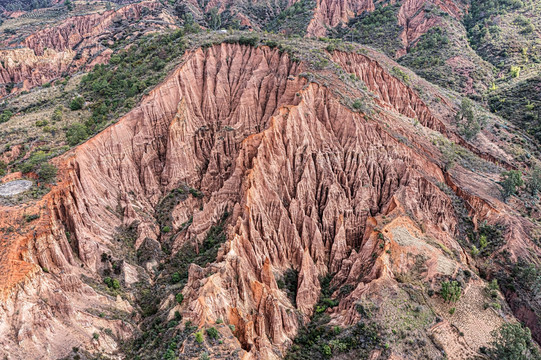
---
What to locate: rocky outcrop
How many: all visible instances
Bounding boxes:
[306,0,375,37]
[0,42,538,359]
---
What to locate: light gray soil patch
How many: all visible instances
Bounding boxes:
[0,180,33,196]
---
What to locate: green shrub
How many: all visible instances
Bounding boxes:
[189,188,203,198]
[171,272,181,283]
[238,35,259,47]
[440,281,461,303]
[103,277,119,290]
[352,99,363,111]
[175,293,184,305]
[500,170,523,201]
[206,327,219,339]
[66,123,89,146]
[479,234,488,249]
[0,110,13,123]
[24,214,40,222]
[510,66,521,78]
[521,23,535,34]
[38,163,57,183]
[527,166,541,196]
[70,96,85,110]
[51,106,63,122]
[486,323,541,360]
[455,98,481,140]
[322,344,331,356]
[65,0,74,11]
[391,66,410,84]
[195,331,204,344]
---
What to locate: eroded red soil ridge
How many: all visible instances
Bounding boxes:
[0,43,538,359]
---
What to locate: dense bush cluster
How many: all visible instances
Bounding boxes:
[330,3,403,57]
[265,0,316,36]
[484,322,541,360]
[465,0,530,52]
[404,27,449,69]
[18,150,57,183]
[66,29,191,146]
[286,275,385,359]
[488,76,541,143]
[468,221,506,256]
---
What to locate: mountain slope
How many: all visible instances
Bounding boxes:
[0,0,541,359]
[1,33,540,359]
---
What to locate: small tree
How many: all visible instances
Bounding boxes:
[500,170,524,201]
[206,327,219,339]
[455,98,480,140]
[510,66,521,78]
[486,323,541,360]
[65,0,74,11]
[440,281,461,303]
[66,123,88,146]
[51,106,63,122]
[527,166,541,197]
[70,96,84,111]
[195,331,204,344]
[176,293,184,304]
[441,142,458,171]
[171,272,181,283]
[38,163,57,183]
[112,279,120,290]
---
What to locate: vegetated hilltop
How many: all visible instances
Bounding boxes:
[1,27,541,360]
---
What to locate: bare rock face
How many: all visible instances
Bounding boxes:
[306,0,375,37]
[0,42,538,359]
[0,1,172,97]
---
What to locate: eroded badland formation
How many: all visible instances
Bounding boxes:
[1,0,541,359]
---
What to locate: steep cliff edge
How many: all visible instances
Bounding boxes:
[0,41,539,359]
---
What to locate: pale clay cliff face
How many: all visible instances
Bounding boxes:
[0,43,539,359]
